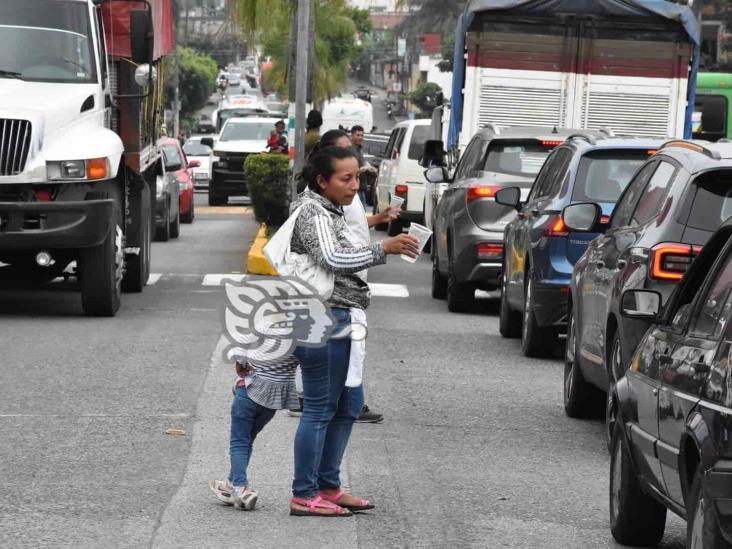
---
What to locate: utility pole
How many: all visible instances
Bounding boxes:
[292,0,312,200]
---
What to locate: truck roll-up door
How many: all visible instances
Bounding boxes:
[576,23,692,138]
[463,21,576,139]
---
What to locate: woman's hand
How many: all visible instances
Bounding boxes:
[383,234,420,258]
[367,207,400,228]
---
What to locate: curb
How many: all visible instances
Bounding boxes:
[246,224,278,276]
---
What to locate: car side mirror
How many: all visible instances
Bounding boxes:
[562,203,602,232]
[424,167,447,183]
[188,159,201,168]
[495,187,521,209]
[130,8,154,65]
[200,137,214,149]
[621,290,662,320]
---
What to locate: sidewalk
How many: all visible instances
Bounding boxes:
[151,336,361,549]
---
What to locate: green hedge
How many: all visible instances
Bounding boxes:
[245,153,291,230]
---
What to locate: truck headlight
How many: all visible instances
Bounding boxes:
[48,158,109,181]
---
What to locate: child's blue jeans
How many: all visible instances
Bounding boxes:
[229,385,276,487]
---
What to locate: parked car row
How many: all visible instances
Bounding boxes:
[424,129,732,547]
[155,138,197,241]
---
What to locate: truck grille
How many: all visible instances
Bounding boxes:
[0,119,32,176]
[226,153,249,173]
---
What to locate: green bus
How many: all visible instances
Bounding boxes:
[694,73,732,141]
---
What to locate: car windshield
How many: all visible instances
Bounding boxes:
[407,126,430,160]
[220,122,274,141]
[482,142,550,177]
[161,144,182,166]
[685,172,732,232]
[572,151,648,203]
[0,0,96,83]
[183,142,212,156]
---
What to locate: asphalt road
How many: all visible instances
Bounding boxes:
[0,193,690,548]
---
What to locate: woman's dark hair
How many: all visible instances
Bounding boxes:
[312,129,351,155]
[306,109,323,130]
[302,146,358,194]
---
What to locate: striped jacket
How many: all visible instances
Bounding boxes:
[290,190,386,309]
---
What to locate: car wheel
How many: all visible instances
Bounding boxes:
[447,258,473,313]
[606,334,623,450]
[499,274,521,338]
[521,269,555,357]
[431,251,447,300]
[387,217,403,236]
[687,463,731,549]
[155,201,170,242]
[609,422,667,546]
[169,204,180,238]
[564,306,603,418]
[181,197,194,223]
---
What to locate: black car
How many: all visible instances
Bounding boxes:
[564,141,732,428]
[497,133,661,355]
[609,219,732,548]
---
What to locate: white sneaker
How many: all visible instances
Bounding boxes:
[232,486,258,510]
[208,479,234,505]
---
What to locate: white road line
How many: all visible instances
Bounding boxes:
[201,273,249,286]
[147,273,162,285]
[369,282,409,298]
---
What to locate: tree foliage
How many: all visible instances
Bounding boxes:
[408,82,443,113]
[165,47,218,132]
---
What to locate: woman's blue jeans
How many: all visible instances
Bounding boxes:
[292,308,365,498]
[228,385,276,487]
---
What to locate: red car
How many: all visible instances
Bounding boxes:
[160,138,197,224]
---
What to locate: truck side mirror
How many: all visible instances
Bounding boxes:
[130,8,154,65]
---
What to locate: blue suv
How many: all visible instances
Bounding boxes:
[496,133,663,357]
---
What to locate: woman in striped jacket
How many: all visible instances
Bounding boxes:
[288,146,419,517]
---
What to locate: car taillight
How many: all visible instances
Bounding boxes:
[477,243,503,260]
[649,243,703,281]
[542,140,564,148]
[466,185,503,205]
[395,184,408,197]
[544,215,569,237]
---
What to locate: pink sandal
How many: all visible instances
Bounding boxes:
[290,495,352,517]
[318,490,375,511]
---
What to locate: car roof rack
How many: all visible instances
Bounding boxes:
[481,123,501,135]
[566,133,597,145]
[660,140,722,160]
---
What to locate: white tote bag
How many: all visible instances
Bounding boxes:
[263,202,335,299]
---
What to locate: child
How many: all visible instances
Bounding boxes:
[208,355,299,510]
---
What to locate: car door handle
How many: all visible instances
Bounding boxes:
[616,259,628,269]
[691,362,711,374]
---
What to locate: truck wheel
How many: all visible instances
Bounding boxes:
[609,422,666,546]
[169,205,180,238]
[79,191,122,317]
[122,183,151,293]
[155,200,170,242]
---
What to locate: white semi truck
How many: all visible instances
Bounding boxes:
[0,0,174,316]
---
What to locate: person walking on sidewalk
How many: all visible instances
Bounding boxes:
[288,147,419,517]
[208,355,300,510]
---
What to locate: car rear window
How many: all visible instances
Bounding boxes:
[692,94,727,142]
[407,125,430,160]
[482,142,550,177]
[685,175,732,232]
[572,151,648,203]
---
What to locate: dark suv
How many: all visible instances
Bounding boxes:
[497,133,662,356]
[609,219,732,548]
[427,126,578,312]
[563,141,732,427]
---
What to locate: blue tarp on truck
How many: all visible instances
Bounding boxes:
[448,0,701,149]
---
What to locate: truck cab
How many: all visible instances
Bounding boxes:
[0,0,173,316]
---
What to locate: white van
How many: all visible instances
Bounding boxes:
[376,119,431,235]
[321,97,374,134]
